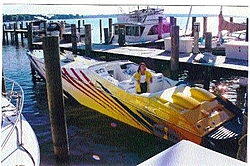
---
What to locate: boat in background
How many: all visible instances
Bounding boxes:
[1,77,40,166]
[201,10,247,54]
[110,6,171,45]
[26,50,243,156]
[32,18,85,43]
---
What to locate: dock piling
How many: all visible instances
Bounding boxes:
[20,22,24,46]
[191,17,196,37]
[27,22,33,50]
[193,22,200,54]
[170,16,176,26]
[2,69,6,93]
[108,18,112,42]
[78,20,81,33]
[104,28,109,44]
[71,24,77,54]
[118,28,125,46]
[2,24,6,45]
[99,19,102,43]
[30,62,37,83]
[42,36,70,163]
[170,25,179,80]
[158,16,163,39]
[10,24,14,45]
[170,16,176,36]
[85,24,92,55]
[205,32,212,52]
[44,21,47,37]
[203,17,207,36]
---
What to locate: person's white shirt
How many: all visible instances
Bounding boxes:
[140,75,146,83]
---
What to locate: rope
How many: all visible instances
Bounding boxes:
[236,133,247,161]
[238,134,247,146]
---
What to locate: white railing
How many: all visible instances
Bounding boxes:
[1,77,24,150]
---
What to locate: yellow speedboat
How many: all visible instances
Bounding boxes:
[27,50,243,155]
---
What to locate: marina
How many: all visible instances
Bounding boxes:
[2,4,248,165]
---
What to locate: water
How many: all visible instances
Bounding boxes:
[3,43,174,165]
[2,16,247,165]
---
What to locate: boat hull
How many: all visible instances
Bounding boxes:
[1,78,40,166]
[1,115,40,166]
[61,67,243,147]
[27,50,243,156]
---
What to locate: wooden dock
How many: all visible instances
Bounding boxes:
[2,22,28,46]
[31,41,248,82]
[3,19,248,86]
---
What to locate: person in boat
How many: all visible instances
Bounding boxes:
[134,62,153,94]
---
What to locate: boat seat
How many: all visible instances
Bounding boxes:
[149,73,163,93]
[118,79,136,93]
[110,66,130,82]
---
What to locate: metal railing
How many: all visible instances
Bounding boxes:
[1,77,24,151]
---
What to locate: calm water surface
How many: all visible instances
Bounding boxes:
[2,41,174,166]
[2,17,247,165]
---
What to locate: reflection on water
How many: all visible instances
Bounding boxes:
[2,35,247,165]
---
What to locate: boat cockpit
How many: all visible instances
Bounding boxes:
[90,61,176,95]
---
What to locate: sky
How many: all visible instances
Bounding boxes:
[1,1,249,16]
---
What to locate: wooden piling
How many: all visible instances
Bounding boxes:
[60,21,65,39]
[42,36,69,163]
[193,22,200,54]
[191,17,196,37]
[170,26,179,80]
[2,24,6,45]
[99,19,102,43]
[30,62,37,83]
[24,22,28,38]
[170,16,176,26]
[203,17,207,36]
[44,21,47,36]
[170,16,176,37]
[78,20,81,33]
[205,32,212,52]
[2,69,6,93]
[104,28,109,44]
[6,27,9,45]
[158,16,163,39]
[82,20,85,26]
[85,24,92,55]
[118,28,125,46]
[27,22,33,50]
[71,24,77,54]
[10,24,14,45]
[108,18,112,42]
[20,22,24,46]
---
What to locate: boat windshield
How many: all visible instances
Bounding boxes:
[125,26,140,36]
